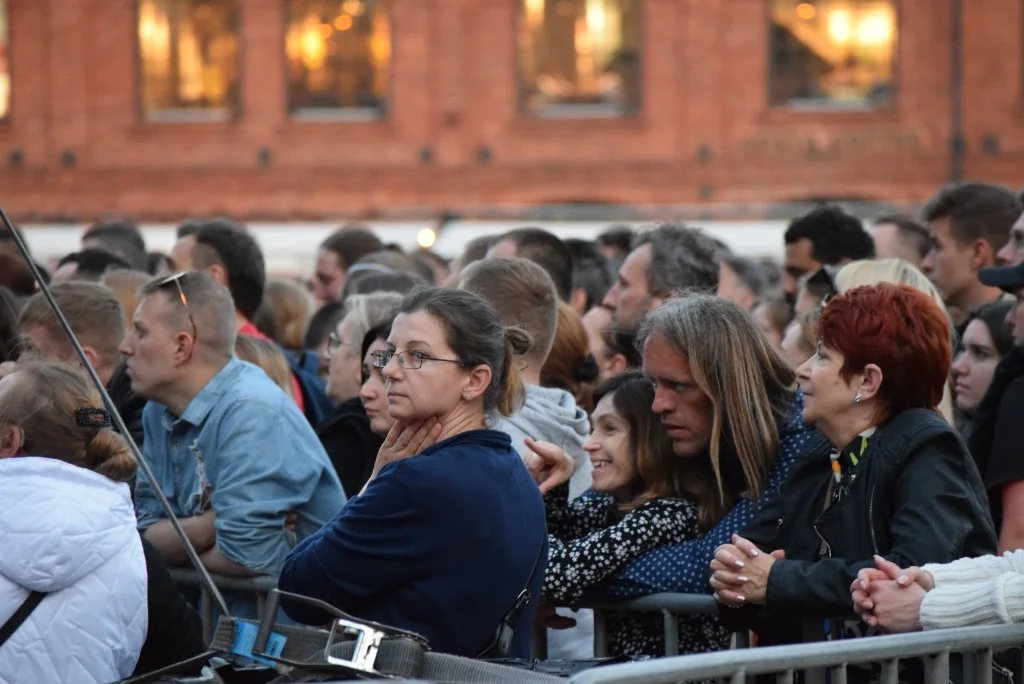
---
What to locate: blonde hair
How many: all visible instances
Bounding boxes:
[100,270,152,331]
[0,362,136,482]
[235,335,294,398]
[263,279,315,350]
[834,259,956,423]
[639,293,796,527]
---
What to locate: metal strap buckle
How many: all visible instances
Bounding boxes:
[325,618,386,674]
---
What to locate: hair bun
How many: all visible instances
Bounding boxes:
[575,354,600,383]
[503,327,532,357]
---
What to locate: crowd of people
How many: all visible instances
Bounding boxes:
[2,180,1024,681]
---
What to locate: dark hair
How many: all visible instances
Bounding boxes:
[0,253,37,296]
[320,226,385,270]
[146,252,171,275]
[499,227,575,302]
[921,182,1022,249]
[0,224,30,255]
[303,301,346,350]
[721,255,767,297]
[342,270,429,300]
[57,248,133,280]
[83,219,147,270]
[604,326,642,369]
[360,322,392,384]
[457,235,498,269]
[784,205,875,265]
[874,214,931,261]
[0,286,19,364]
[565,238,615,311]
[396,287,531,416]
[633,223,721,295]
[965,300,1015,360]
[596,225,634,261]
[187,218,267,321]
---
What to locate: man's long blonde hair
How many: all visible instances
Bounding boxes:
[638,293,796,526]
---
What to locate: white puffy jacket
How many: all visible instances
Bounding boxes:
[0,457,148,683]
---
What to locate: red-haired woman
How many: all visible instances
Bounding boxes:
[709,283,997,647]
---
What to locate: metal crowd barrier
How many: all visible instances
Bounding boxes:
[167,568,277,642]
[565,622,1024,684]
[533,593,749,659]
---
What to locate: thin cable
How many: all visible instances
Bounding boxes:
[0,208,232,618]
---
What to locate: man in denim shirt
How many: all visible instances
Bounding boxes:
[121,271,345,615]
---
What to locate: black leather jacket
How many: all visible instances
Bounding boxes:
[720,408,997,645]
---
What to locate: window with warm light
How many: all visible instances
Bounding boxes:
[770,0,896,109]
[0,0,9,121]
[518,0,641,117]
[286,0,391,119]
[137,0,240,121]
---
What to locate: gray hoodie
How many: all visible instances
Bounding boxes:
[494,384,593,499]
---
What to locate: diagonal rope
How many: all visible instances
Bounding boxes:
[0,207,232,618]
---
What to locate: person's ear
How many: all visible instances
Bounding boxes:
[79,345,100,371]
[207,263,229,288]
[855,363,884,402]
[971,238,996,270]
[570,289,588,316]
[172,331,196,367]
[607,353,629,376]
[0,425,25,459]
[461,363,493,403]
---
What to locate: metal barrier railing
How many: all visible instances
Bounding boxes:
[565,622,1024,684]
[533,594,748,659]
[167,568,277,643]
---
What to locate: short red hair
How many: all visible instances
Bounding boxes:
[818,283,951,422]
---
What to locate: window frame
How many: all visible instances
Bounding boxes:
[134,0,243,123]
[765,0,900,114]
[283,0,393,123]
[515,0,644,120]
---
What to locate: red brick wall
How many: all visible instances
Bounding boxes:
[0,0,1020,222]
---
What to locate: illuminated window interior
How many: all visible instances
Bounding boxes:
[137,0,240,119]
[518,0,640,117]
[286,0,391,117]
[770,0,896,109]
[0,1,9,121]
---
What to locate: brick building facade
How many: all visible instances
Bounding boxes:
[0,0,1022,222]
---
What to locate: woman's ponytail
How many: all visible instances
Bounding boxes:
[86,429,137,483]
[496,327,531,417]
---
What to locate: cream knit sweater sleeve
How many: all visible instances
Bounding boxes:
[919,551,1024,630]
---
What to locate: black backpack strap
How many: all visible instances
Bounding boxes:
[477,533,548,658]
[0,591,46,648]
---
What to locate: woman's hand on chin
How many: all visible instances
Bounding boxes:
[366,418,443,485]
[524,437,576,494]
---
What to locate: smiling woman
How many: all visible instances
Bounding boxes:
[279,287,549,659]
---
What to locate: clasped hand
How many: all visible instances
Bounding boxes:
[709,534,784,606]
[850,555,932,633]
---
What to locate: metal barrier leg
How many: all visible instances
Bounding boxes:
[199,586,213,645]
[256,591,266,621]
[730,670,746,684]
[734,630,751,649]
[976,648,995,684]
[925,650,951,684]
[662,610,679,657]
[776,668,795,684]
[593,609,609,659]
[832,664,848,684]
[879,659,899,684]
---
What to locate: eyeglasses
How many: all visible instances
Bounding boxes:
[327,332,350,355]
[156,271,198,342]
[371,349,463,370]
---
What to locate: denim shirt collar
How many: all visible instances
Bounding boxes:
[161,357,242,429]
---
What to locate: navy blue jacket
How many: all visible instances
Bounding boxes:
[278,429,548,658]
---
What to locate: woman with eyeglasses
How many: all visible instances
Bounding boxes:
[279,287,548,659]
[317,292,401,497]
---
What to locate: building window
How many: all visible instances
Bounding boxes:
[0,0,9,121]
[518,0,641,118]
[770,0,896,110]
[137,0,240,121]
[286,0,391,120]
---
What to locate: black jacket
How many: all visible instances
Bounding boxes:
[106,360,146,449]
[317,397,384,498]
[133,536,206,676]
[721,408,997,645]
